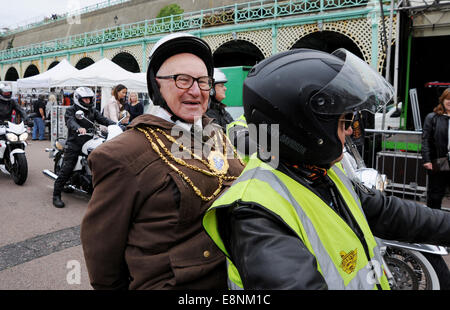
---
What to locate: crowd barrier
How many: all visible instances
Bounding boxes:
[50,105,69,147]
[361,129,426,202]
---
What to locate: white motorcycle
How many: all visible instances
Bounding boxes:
[0,121,28,185]
[342,136,449,290]
[42,110,125,195]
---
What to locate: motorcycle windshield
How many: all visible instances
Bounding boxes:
[310,48,394,115]
[6,121,25,134]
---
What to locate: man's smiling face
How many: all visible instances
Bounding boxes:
[156,53,210,123]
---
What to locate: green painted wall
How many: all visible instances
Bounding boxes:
[220,66,251,107]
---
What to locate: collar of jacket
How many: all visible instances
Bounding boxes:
[210,98,227,110]
[138,105,208,131]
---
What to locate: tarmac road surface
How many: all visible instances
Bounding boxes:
[0,138,448,290]
[0,139,91,289]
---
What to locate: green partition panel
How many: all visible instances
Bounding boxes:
[219,66,252,107]
[382,141,421,152]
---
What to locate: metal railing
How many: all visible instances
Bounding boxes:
[0,0,131,38]
[0,0,380,61]
[362,129,427,201]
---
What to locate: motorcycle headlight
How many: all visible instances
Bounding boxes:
[55,141,64,151]
[19,132,28,141]
[6,133,18,142]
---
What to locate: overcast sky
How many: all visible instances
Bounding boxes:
[0,0,107,29]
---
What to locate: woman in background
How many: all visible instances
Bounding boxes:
[422,87,450,210]
[104,84,129,124]
[127,92,143,123]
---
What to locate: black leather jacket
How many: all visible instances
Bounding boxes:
[206,99,234,132]
[216,162,450,290]
[0,99,28,123]
[422,112,450,163]
[65,105,114,149]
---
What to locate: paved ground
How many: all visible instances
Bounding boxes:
[0,138,448,290]
[0,139,91,289]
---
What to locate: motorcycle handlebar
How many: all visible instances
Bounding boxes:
[77,129,107,139]
[77,133,94,137]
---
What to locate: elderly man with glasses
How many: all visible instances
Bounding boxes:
[80,33,244,290]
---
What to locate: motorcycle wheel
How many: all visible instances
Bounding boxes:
[11,153,28,185]
[385,247,440,290]
[422,253,450,290]
[384,256,418,290]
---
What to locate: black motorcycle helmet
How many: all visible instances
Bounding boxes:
[243,48,393,167]
[146,32,214,119]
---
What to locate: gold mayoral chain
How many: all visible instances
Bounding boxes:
[135,126,243,201]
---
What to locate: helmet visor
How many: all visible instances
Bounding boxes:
[80,97,93,105]
[310,49,394,115]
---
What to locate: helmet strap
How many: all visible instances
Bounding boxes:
[209,87,216,99]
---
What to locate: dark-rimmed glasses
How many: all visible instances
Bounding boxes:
[156,74,214,91]
[340,112,356,130]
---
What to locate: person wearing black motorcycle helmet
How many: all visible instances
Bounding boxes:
[52,87,114,208]
[203,48,450,290]
[0,83,28,124]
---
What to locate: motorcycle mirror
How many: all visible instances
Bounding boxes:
[75,110,85,120]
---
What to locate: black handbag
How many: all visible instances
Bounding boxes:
[430,115,450,172]
[432,157,450,172]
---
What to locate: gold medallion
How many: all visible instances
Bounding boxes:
[208,150,229,174]
[135,126,240,201]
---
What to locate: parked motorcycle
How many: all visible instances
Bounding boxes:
[342,136,449,290]
[42,110,125,195]
[0,121,28,185]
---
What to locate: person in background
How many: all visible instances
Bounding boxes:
[47,94,57,118]
[422,87,450,210]
[32,95,46,141]
[95,89,102,112]
[0,83,28,124]
[81,33,244,290]
[15,94,24,123]
[63,91,72,106]
[45,94,57,137]
[126,92,143,123]
[104,84,129,124]
[206,68,233,132]
[52,87,115,208]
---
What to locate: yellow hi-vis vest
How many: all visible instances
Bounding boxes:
[203,155,390,290]
[226,114,250,164]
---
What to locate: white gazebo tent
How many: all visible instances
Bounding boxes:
[58,58,147,90]
[57,58,148,111]
[16,58,149,144]
[16,59,80,89]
